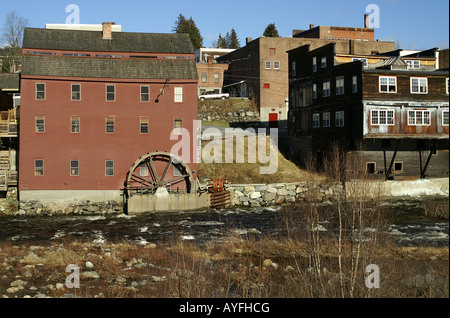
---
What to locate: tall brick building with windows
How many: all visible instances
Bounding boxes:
[19,23,198,203]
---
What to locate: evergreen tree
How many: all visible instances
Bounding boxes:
[263,23,280,37]
[228,28,240,49]
[173,13,203,50]
[216,33,228,48]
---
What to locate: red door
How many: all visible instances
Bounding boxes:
[269,113,278,128]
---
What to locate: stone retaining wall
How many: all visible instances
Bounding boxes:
[227,182,345,207]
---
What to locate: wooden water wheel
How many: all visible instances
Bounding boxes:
[124,151,194,198]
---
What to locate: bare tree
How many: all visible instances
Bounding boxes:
[1,11,29,73]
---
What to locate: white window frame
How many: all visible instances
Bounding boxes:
[273,61,280,70]
[35,116,45,133]
[70,160,79,176]
[174,119,183,135]
[336,76,345,95]
[408,110,431,126]
[106,85,116,101]
[36,83,46,100]
[71,84,81,101]
[446,78,449,95]
[379,76,397,93]
[312,84,317,99]
[140,85,150,102]
[105,160,114,176]
[71,117,80,133]
[312,113,320,128]
[312,56,317,72]
[442,109,449,126]
[323,81,331,97]
[140,118,149,134]
[406,60,420,69]
[174,87,183,103]
[335,111,345,127]
[410,77,428,94]
[35,159,44,176]
[352,58,368,68]
[321,56,327,68]
[371,109,395,126]
[201,72,207,83]
[214,73,220,83]
[265,61,271,69]
[323,112,330,127]
[352,76,358,93]
[106,117,115,133]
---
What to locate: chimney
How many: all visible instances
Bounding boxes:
[102,22,115,40]
[364,14,369,28]
[246,37,252,45]
[309,24,314,30]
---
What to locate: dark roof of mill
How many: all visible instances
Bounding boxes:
[22,55,198,80]
[23,28,195,54]
[0,73,20,91]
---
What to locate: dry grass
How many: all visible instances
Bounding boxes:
[197,136,319,184]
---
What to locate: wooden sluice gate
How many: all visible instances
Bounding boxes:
[208,179,231,209]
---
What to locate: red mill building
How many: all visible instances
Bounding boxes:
[19,23,200,210]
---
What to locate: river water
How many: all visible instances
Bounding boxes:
[0,198,448,247]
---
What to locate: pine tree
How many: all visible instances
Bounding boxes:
[173,13,204,50]
[228,28,240,49]
[263,23,280,37]
[216,33,228,48]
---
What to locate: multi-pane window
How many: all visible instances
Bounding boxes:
[352,58,368,68]
[140,118,149,134]
[106,85,116,101]
[408,110,431,126]
[265,61,271,69]
[71,117,80,133]
[214,73,219,83]
[71,84,81,101]
[406,60,420,69]
[321,57,327,68]
[273,61,280,69]
[323,81,331,97]
[446,78,449,95]
[379,76,397,93]
[336,76,345,95]
[335,111,345,127]
[36,83,45,100]
[174,87,183,103]
[352,76,358,93]
[312,57,317,72]
[323,112,330,127]
[105,160,114,176]
[312,84,317,99]
[106,117,115,133]
[371,109,395,125]
[443,110,449,126]
[35,116,45,133]
[35,160,44,176]
[70,160,79,176]
[174,119,183,134]
[312,113,320,128]
[140,86,150,102]
[202,72,207,83]
[411,77,428,94]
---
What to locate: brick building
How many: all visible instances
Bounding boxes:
[19,23,199,204]
[288,43,449,179]
[217,23,395,128]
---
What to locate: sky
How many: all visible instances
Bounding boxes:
[0,0,449,50]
